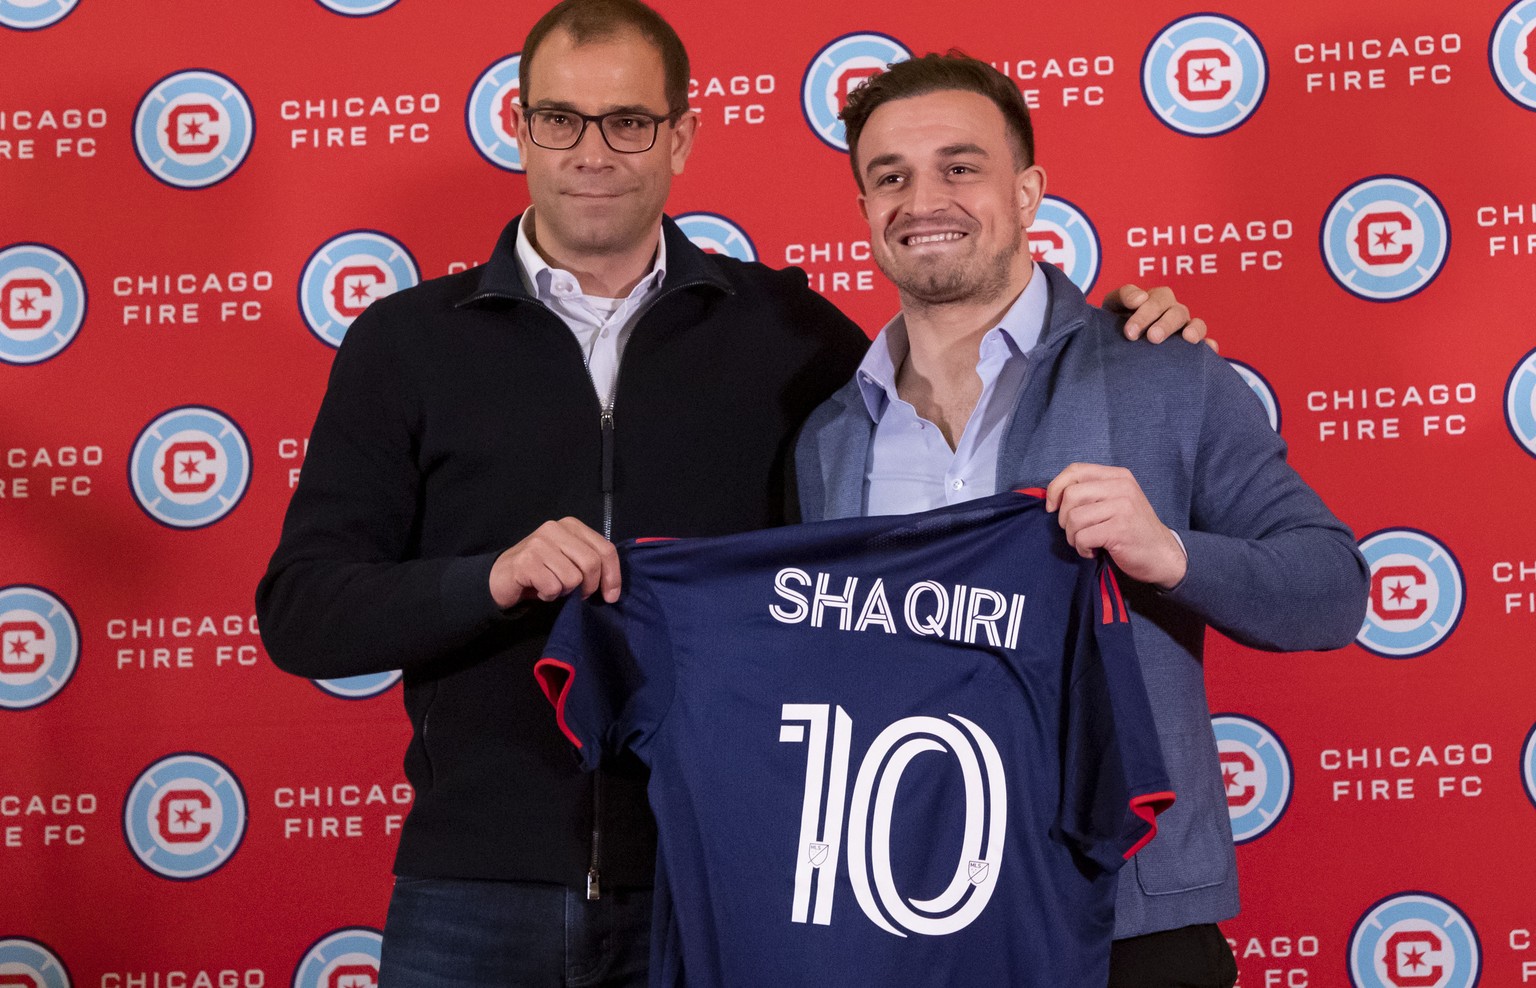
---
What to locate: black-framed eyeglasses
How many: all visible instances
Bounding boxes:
[523,107,680,153]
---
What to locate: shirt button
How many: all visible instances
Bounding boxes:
[952,479,965,491]
[600,329,610,338]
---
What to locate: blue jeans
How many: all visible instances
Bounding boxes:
[378,876,652,987]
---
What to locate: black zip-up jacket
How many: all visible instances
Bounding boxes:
[256,215,868,888]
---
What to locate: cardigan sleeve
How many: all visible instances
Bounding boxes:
[1164,349,1369,651]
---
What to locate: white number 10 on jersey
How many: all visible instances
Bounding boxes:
[779,703,1007,937]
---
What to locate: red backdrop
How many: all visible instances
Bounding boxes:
[5,1,1535,986]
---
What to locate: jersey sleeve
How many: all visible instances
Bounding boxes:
[1056,558,1176,872]
[534,550,676,771]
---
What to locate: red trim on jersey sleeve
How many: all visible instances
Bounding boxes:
[1011,486,1047,499]
[1099,569,1129,624]
[634,537,678,544]
[533,658,583,750]
[1123,790,1177,859]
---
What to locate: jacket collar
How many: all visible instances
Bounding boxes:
[454,212,732,309]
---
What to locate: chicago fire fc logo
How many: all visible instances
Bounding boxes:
[122,752,248,880]
[0,937,71,988]
[466,53,525,173]
[1523,723,1536,811]
[1141,14,1267,136]
[133,70,254,189]
[0,243,86,365]
[0,585,80,711]
[1225,359,1282,433]
[1491,0,1536,111]
[1348,893,1481,988]
[801,33,912,152]
[0,0,79,31]
[292,927,383,988]
[1321,176,1449,302]
[675,212,758,263]
[129,406,252,529]
[313,670,402,700]
[1026,196,1101,295]
[1211,714,1292,844]
[299,230,420,348]
[1505,346,1536,459]
[314,0,401,15]
[1355,529,1465,659]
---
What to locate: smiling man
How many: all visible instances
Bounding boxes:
[257,4,1209,984]
[794,54,1370,988]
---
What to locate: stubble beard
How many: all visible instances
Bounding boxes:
[875,225,1022,314]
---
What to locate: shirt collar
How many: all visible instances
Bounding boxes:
[856,261,1049,422]
[513,208,668,303]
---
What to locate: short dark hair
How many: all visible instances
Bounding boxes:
[840,52,1035,189]
[521,0,691,115]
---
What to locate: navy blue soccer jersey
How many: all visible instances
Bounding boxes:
[536,489,1173,987]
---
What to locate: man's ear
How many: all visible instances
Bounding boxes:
[1017,163,1047,228]
[669,111,699,176]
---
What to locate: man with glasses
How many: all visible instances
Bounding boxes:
[256,1,1204,983]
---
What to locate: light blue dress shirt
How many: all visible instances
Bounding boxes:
[857,264,1048,515]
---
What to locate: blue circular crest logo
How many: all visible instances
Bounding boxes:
[1356,529,1465,659]
[292,927,383,988]
[1348,892,1480,988]
[1522,722,1536,811]
[129,405,251,529]
[1321,176,1449,302]
[122,752,248,880]
[0,938,71,988]
[1226,359,1281,433]
[466,53,525,173]
[313,670,402,700]
[0,243,86,365]
[1027,195,1100,295]
[1141,15,1267,136]
[299,230,419,348]
[675,212,757,262]
[801,32,912,152]
[133,70,254,190]
[1504,346,1536,460]
[1490,0,1536,111]
[0,0,78,31]
[0,585,80,711]
[1211,713,1292,844]
[314,0,400,15]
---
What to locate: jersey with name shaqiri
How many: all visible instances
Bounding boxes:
[537,489,1174,987]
